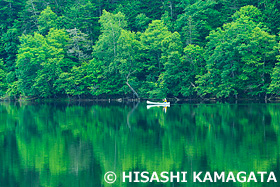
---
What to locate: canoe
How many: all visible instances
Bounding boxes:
[147,101,170,105]
[147,104,170,109]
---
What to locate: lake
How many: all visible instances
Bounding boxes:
[0,101,279,186]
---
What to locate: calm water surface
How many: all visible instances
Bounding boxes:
[0,102,280,187]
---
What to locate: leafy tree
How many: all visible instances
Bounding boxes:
[161,41,204,97]
[18,0,42,33]
[16,29,70,97]
[62,0,100,43]
[181,44,205,96]
[114,1,143,32]
[140,21,169,79]
[93,10,127,66]
[269,63,280,96]
[196,6,277,99]
[134,0,164,20]
[161,11,174,32]
[0,59,7,97]
[159,32,183,97]
[268,41,280,96]
[116,30,141,97]
[182,16,200,45]
[258,0,280,35]
[1,23,23,97]
[86,58,111,96]
[139,20,176,97]
[134,13,151,32]
[66,28,91,62]
[92,10,127,96]
[1,0,280,99]
[0,0,25,34]
[176,0,223,46]
[38,6,58,35]
[55,62,94,98]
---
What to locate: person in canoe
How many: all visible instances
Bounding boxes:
[163,98,167,103]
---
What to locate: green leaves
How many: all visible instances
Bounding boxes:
[16,29,70,97]
[62,0,100,43]
[66,28,91,62]
[268,41,280,95]
[140,20,171,76]
[196,6,277,98]
[176,0,222,46]
[232,5,263,22]
[91,10,129,96]
[38,6,58,35]
[94,10,127,64]
[0,59,7,97]
[139,20,177,97]
[2,1,280,99]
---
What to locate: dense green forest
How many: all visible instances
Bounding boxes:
[1,0,280,100]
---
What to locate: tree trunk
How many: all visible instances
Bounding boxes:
[98,0,102,16]
[126,81,139,98]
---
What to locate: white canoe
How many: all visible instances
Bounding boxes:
[147,104,170,109]
[147,101,170,105]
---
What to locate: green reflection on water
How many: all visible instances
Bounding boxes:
[0,102,279,187]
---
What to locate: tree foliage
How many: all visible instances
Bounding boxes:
[16,29,70,97]
[1,2,280,99]
[196,6,277,98]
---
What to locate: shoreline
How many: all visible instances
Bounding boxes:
[2,96,280,103]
